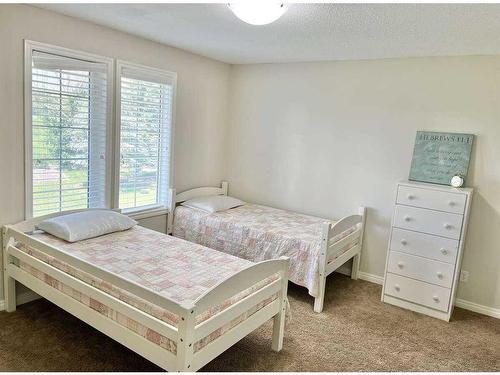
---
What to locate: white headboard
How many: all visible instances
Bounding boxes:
[167,181,228,234]
[174,181,228,204]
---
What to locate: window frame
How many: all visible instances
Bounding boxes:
[24,40,114,218]
[114,60,177,217]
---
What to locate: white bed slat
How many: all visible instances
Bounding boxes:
[325,243,361,276]
[191,299,280,371]
[328,227,361,250]
[194,258,288,313]
[8,264,177,371]
[194,278,282,341]
[8,245,178,341]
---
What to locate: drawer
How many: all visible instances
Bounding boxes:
[397,185,466,214]
[390,228,459,263]
[385,273,451,312]
[387,251,455,288]
[394,205,463,239]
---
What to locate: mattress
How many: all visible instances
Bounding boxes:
[173,204,358,298]
[17,225,278,354]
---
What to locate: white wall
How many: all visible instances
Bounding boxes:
[0,5,231,299]
[227,58,500,311]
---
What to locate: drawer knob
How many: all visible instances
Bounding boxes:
[440,248,448,255]
[404,216,412,222]
[444,223,453,230]
[397,261,404,268]
[394,284,400,292]
[432,295,440,303]
[436,271,443,279]
[407,194,415,200]
[401,239,408,246]
[448,201,455,206]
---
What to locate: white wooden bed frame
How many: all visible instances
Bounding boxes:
[2,209,289,372]
[167,181,366,313]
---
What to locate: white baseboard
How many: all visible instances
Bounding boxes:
[358,271,500,320]
[358,271,384,285]
[0,299,4,311]
[455,298,500,319]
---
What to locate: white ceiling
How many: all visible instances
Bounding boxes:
[38,3,500,64]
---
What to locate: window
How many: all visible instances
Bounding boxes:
[116,62,176,213]
[26,43,112,216]
[24,42,175,219]
[26,42,113,217]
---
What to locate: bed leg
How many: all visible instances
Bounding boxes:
[272,259,289,352]
[351,253,360,280]
[314,223,329,313]
[272,307,286,352]
[313,276,326,313]
[176,306,195,371]
[3,229,16,312]
[352,206,366,281]
[167,188,175,235]
[3,275,16,312]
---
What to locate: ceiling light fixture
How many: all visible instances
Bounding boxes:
[227,3,288,26]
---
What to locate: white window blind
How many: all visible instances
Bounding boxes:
[118,65,174,212]
[30,50,109,217]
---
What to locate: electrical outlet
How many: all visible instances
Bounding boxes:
[460,270,470,283]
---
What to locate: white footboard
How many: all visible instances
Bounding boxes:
[185,257,289,371]
[2,210,289,372]
[314,206,367,313]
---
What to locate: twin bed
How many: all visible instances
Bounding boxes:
[169,181,366,313]
[3,181,365,371]
[2,212,289,372]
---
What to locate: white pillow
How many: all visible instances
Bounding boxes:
[36,210,137,243]
[181,195,245,213]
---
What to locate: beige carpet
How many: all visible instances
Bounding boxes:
[0,274,499,372]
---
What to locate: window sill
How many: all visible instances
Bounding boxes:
[125,207,169,220]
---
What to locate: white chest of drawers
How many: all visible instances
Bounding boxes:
[382,181,473,321]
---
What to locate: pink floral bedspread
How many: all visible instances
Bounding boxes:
[173,204,359,298]
[17,225,278,354]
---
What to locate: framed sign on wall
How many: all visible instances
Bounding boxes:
[409,131,474,186]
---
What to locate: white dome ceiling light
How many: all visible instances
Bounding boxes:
[228,3,288,26]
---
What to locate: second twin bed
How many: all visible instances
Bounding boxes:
[169,181,366,313]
